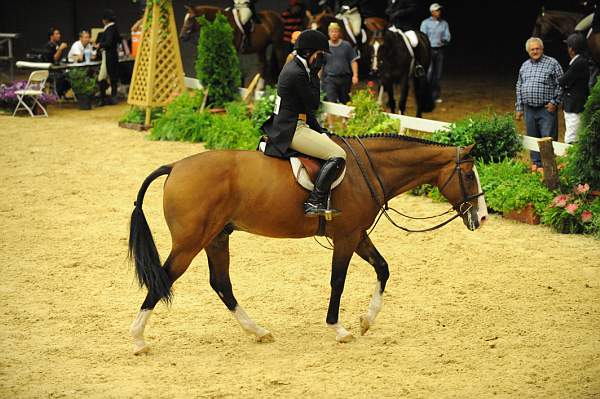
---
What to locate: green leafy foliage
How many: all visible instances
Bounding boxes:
[148,91,209,142]
[564,79,600,189]
[67,68,96,96]
[476,159,553,215]
[431,112,522,163]
[119,107,163,125]
[204,101,262,150]
[541,185,599,235]
[251,86,276,129]
[195,14,241,107]
[344,90,400,136]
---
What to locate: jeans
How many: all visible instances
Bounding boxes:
[428,47,444,100]
[524,104,558,167]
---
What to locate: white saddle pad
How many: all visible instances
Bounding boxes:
[258,141,345,191]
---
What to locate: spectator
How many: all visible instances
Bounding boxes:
[322,22,359,105]
[96,10,121,105]
[43,28,68,64]
[420,3,450,103]
[559,33,590,144]
[282,0,306,55]
[68,30,96,63]
[43,28,70,98]
[516,37,564,170]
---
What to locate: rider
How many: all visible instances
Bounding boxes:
[232,0,261,51]
[575,0,600,34]
[336,0,363,38]
[261,30,347,218]
[386,0,420,48]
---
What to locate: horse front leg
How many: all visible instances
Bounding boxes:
[383,80,396,114]
[354,234,389,335]
[326,231,362,342]
[399,73,410,115]
[206,231,274,342]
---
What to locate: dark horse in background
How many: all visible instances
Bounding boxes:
[127,135,488,354]
[180,5,287,84]
[532,8,600,84]
[368,29,434,117]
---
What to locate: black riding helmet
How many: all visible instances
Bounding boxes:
[294,30,330,53]
[564,33,586,53]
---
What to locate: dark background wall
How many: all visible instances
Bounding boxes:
[0,0,591,79]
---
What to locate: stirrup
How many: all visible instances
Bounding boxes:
[304,203,341,220]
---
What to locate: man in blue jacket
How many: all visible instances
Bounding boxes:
[420,3,450,103]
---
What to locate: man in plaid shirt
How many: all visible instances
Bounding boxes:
[515,37,563,169]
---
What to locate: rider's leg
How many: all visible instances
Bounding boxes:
[289,122,346,216]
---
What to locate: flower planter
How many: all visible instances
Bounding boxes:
[76,94,92,110]
[118,121,148,131]
[503,203,540,225]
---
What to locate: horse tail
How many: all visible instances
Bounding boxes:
[128,165,173,304]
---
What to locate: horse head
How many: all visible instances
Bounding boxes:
[435,145,488,231]
[180,5,199,41]
[365,30,385,79]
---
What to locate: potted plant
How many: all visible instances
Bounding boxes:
[67,68,96,110]
[542,183,600,234]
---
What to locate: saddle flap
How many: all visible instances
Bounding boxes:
[258,141,346,191]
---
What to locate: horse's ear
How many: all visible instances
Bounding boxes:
[462,144,475,155]
[184,4,193,14]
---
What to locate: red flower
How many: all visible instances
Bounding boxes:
[581,210,593,223]
[565,203,579,215]
[575,183,590,195]
[552,194,569,208]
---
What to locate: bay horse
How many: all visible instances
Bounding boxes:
[368,29,434,117]
[128,134,488,354]
[180,5,286,83]
[532,9,584,42]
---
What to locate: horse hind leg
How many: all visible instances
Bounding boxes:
[206,230,274,343]
[354,234,389,335]
[129,236,209,354]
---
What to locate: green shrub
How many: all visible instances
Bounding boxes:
[344,89,400,136]
[67,68,96,96]
[204,101,261,150]
[431,112,522,163]
[564,79,600,189]
[119,106,163,125]
[476,159,553,215]
[251,86,277,129]
[149,91,210,142]
[195,14,241,107]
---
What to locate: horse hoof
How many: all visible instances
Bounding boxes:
[360,315,371,335]
[133,343,150,355]
[257,332,275,343]
[337,332,355,343]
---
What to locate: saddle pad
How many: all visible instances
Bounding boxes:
[258,141,345,191]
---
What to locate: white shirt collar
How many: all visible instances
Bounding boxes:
[570,54,580,65]
[296,54,310,76]
[104,22,115,30]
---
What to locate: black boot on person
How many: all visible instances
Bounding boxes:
[304,157,345,218]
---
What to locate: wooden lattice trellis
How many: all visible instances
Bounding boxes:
[127,0,185,126]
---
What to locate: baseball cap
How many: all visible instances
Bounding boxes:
[430,3,442,12]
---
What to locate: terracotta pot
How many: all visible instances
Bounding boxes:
[118,121,148,131]
[503,203,540,225]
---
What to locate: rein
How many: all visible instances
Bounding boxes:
[338,136,483,234]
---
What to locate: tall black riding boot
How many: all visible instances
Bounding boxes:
[304,157,345,218]
[109,79,119,105]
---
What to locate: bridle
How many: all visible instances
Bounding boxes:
[339,136,484,234]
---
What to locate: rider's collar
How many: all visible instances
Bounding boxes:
[296,55,310,76]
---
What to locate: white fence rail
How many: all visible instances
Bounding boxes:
[186,77,571,157]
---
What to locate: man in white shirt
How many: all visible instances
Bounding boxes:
[68,30,96,63]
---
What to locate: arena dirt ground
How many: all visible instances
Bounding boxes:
[1,76,599,398]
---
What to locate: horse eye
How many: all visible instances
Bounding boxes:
[465,172,475,181]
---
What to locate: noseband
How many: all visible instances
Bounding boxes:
[339,137,484,233]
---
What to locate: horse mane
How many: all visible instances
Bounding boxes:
[543,10,585,18]
[336,133,453,148]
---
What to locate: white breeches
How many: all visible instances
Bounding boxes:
[564,111,581,144]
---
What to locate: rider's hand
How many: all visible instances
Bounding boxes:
[320,127,332,136]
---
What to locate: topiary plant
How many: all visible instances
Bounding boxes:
[195,13,241,107]
[564,79,600,190]
[431,112,522,163]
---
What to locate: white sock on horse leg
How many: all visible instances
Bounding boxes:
[232,305,270,338]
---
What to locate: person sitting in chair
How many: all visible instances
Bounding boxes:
[233,0,261,51]
[68,30,96,63]
[43,28,70,98]
[261,30,347,218]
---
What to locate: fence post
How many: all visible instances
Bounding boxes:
[538,137,559,190]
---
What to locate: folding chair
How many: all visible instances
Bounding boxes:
[12,70,50,117]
